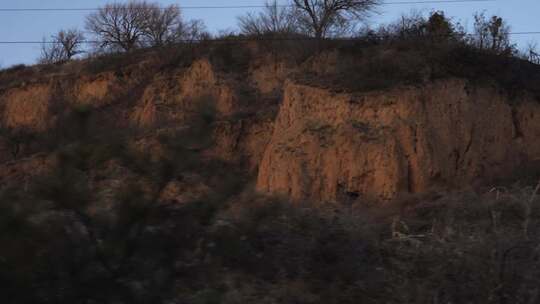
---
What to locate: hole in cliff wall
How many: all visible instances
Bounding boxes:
[336,182,362,207]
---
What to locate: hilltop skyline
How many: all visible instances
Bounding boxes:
[1,0,539,67]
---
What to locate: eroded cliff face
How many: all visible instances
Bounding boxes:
[256,80,540,202]
[131,60,239,127]
[1,55,540,203]
[0,57,279,186]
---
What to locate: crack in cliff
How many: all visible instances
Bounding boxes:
[463,128,474,162]
[407,158,415,193]
[511,107,523,138]
[454,149,461,173]
[455,127,475,172]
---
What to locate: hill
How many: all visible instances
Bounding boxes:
[2,37,540,303]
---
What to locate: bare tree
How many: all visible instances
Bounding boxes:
[238,1,299,36]
[292,0,382,39]
[180,19,209,42]
[40,40,64,64]
[85,1,150,52]
[522,41,540,64]
[56,29,85,59]
[40,29,85,64]
[376,10,426,40]
[142,4,183,46]
[471,12,514,54]
[86,1,207,51]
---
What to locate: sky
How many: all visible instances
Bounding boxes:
[0,0,539,67]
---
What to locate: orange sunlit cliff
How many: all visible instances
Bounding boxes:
[2,44,540,203]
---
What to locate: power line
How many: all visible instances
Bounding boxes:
[0,0,497,12]
[2,32,540,45]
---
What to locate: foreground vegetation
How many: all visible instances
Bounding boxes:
[0,99,539,304]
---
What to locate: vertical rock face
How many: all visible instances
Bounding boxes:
[256,79,540,202]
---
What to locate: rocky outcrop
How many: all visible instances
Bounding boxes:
[256,79,540,202]
[131,59,240,128]
[127,58,277,172]
[0,71,130,132]
[70,73,123,107]
[3,54,540,204]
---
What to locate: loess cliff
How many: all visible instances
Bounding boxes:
[258,79,540,202]
[1,44,540,203]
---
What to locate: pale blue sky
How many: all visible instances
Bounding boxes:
[0,0,539,67]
